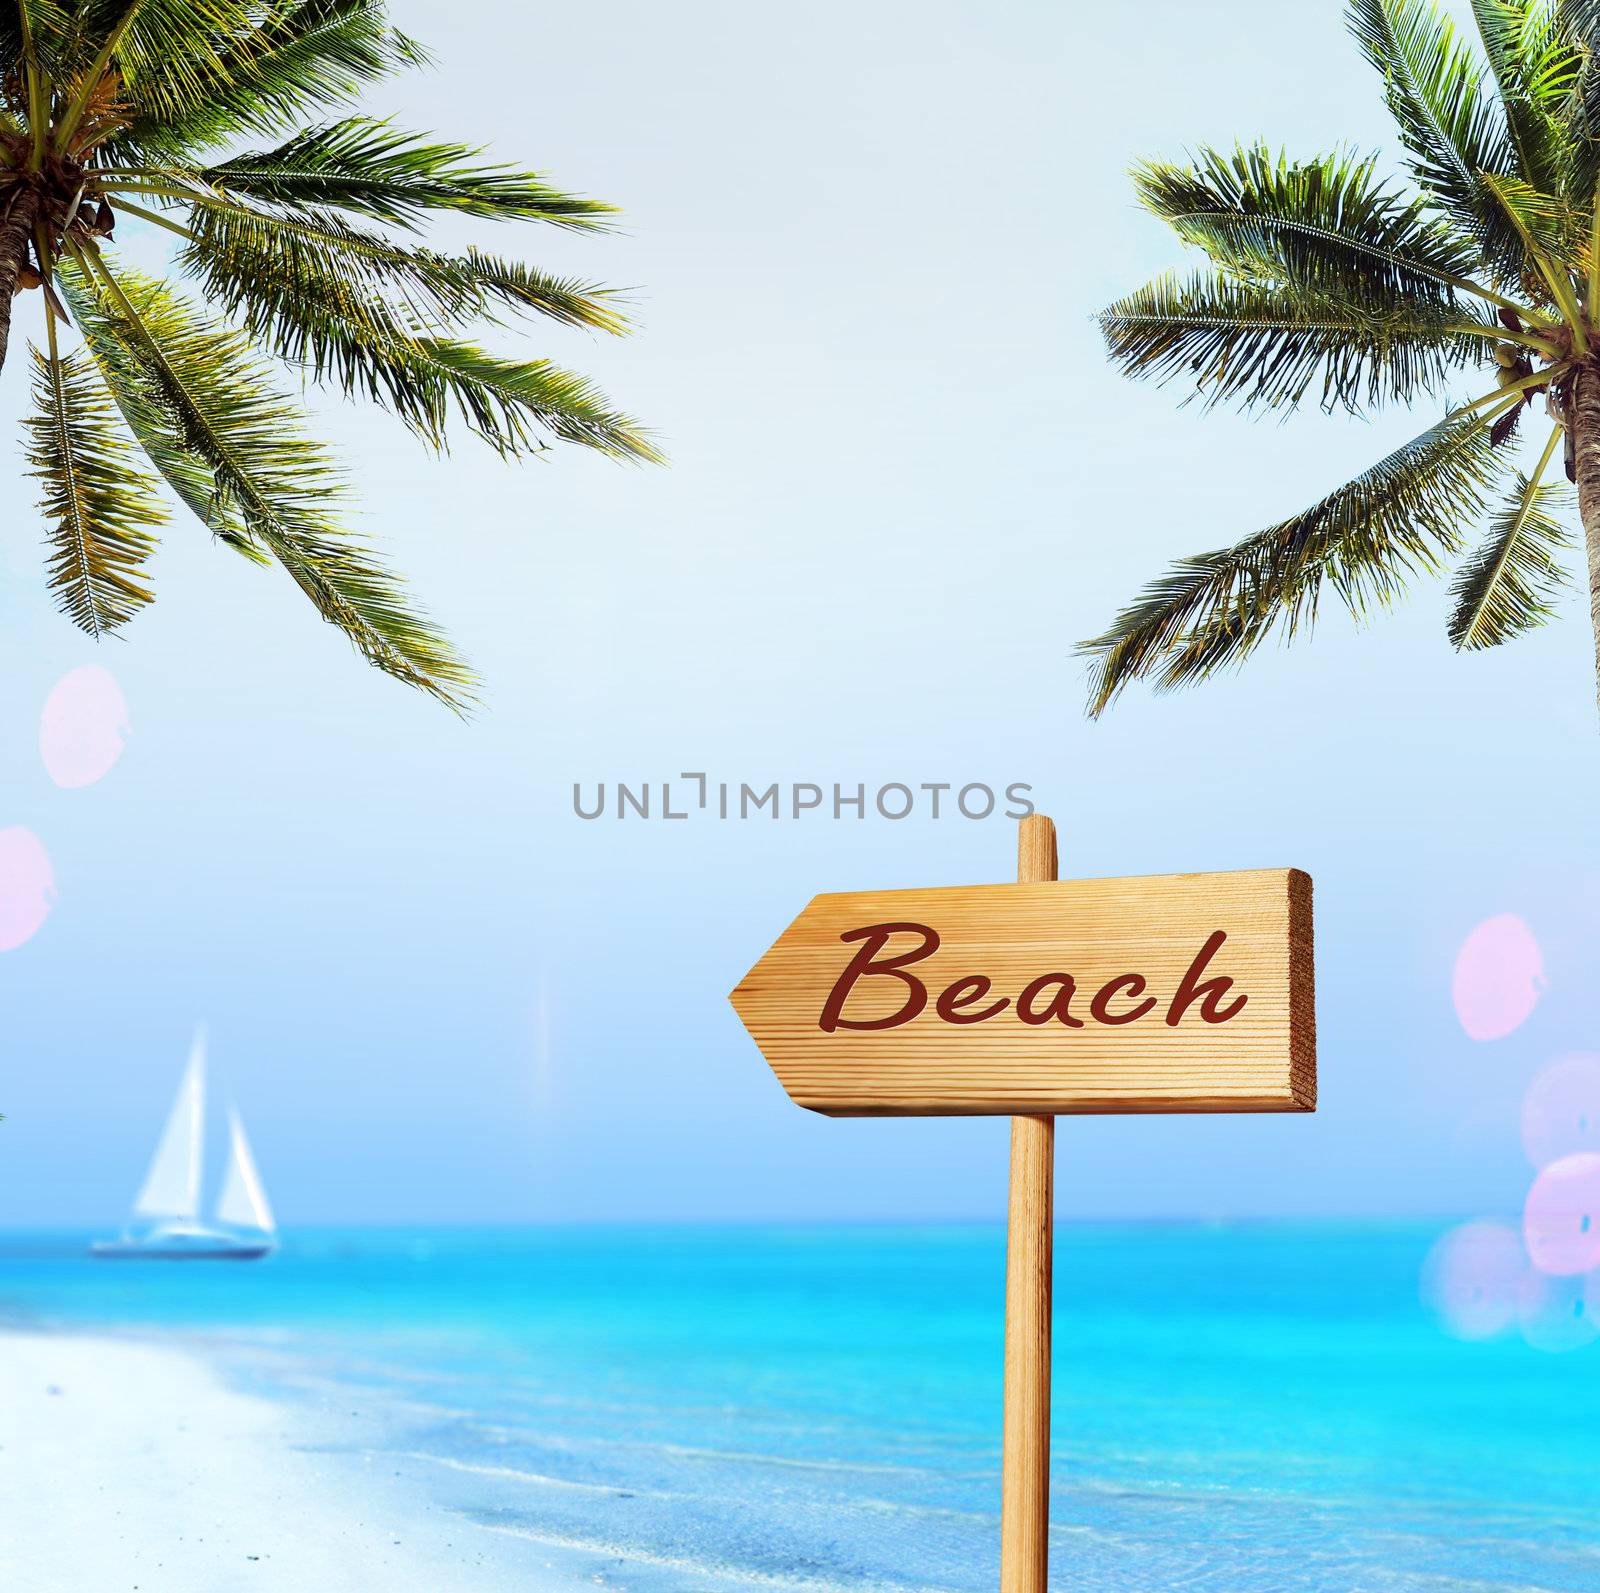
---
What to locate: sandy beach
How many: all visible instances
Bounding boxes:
[0,1330,529,1593]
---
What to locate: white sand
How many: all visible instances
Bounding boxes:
[0,1330,542,1593]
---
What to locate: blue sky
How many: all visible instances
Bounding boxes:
[1,0,1597,1226]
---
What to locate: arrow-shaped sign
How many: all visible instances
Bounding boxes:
[732,860,1314,1117]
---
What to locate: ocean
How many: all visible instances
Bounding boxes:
[1,1222,1595,1591]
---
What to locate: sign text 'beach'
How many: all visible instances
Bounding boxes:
[731,866,1315,1117]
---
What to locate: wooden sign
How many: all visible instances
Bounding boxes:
[731,867,1315,1117]
[729,818,1317,1593]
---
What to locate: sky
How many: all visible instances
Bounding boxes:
[1,0,1598,1227]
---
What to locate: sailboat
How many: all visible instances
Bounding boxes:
[92,1030,278,1261]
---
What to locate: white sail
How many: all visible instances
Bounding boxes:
[214,1108,275,1234]
[133,1030,205,1222]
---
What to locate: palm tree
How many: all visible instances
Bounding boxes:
[1083,0,1600,720]
[0,1,660,709]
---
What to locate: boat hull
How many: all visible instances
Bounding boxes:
[91,1228,275,1262]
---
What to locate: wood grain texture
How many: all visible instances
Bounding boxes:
[1001,1112,1053,1593]
[1015,811,1057,889]
[730,867,1316,1117]
[1000,815,1055,1593]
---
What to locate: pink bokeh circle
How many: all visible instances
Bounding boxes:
[39,665,129,789]
[1518,1268,1600,1353]
[1523,1152,1600,1276]
[1522,1053,1600,1169]
[1451,914,1545,1041]
[1419,1220,1525,1340]
[0,827,56,951]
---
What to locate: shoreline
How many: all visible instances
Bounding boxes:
[0,1328,553,1593]
[0,1321,978,1593]
[2,1223,1595,1593]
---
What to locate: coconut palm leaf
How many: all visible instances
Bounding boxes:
[1448,427,1574,646]
[6,0,73,74]
[1480,169,1588,323]
[1081,412,1509,715]
[62,255,473,705]
[453,250,632,333]
[161,216,655,457]
[1470,0,1581,195]
[409,340,663,460]
[56,1,262,143]
[57,263,267,555]
[1556,0,1600,191]
[1132,145,1496,311]
[1098,270,1497,414]
[186,118,618,231]
[1349,0,1529,284]
[173,198,487,321]
[158,192,631,336]
[25,343,166,635]
[97,0,427,158]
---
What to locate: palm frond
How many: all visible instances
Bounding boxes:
[407,339,664,460]
[1471,0,1583,194]
[25,343,166,635]
[1098,269,1496,414]
[15,0,76,151]
[153,190,632,334]
[1555,0,1600,191]
[1479,169,1587,318]
[158,203,656,457]
[56,262,260,552]
[1080,412,1507,714]
[175,195,481,321]
[1448,426,1573,646]
[1348,0,1529,284]
[1133,144,1494,309]
[104,0,427,158]
[59,0,261,145]
[450,249,633,333]
[59,253,474,706]
[10,0,81,76]
[189,118,617,231]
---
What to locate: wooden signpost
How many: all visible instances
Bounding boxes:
[729,814,1316,1592]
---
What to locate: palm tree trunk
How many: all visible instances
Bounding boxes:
[1571,362,1600,715]
[0,190,40,375]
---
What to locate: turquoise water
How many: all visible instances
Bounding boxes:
[1,1223,1596,1591]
